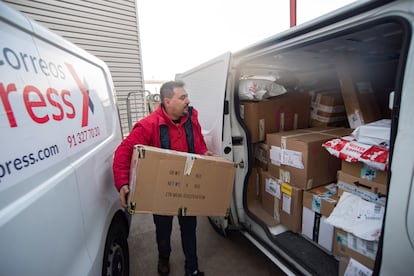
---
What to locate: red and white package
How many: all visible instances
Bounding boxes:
[323,136,389,171]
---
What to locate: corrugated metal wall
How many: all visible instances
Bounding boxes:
[3,0,145,137]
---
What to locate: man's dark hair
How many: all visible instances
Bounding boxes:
[160,80,185,102]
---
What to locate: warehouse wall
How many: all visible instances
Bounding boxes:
[4,0,146,137]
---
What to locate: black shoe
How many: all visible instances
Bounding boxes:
[185,269,204,276]
[158,257,170,275]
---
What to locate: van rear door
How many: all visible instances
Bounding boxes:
[176,52,231,156]
[176,52,234,230]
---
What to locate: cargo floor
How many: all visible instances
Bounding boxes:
[274,231,338,276]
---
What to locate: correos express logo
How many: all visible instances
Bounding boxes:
[1,54,94,128]
[0,36,108,187]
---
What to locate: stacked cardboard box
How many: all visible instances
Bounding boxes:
[267,127,353,190]
[260,170,303,232]
[310,90,347,127]
[240,93,311,143]
[261,127,352,233]
[340,160,387,186]
[280,182,303,233]
[333,228,378,270]
[336,57,382,128]
[253,142,268,170]
[260,170,281,223]
[246,167,261,203]
[302,184,338,252]
[337,170,387,205]
[242,92,311,228]
[330,159,387,266]
[321,129,389,269]
[338,255,373,276]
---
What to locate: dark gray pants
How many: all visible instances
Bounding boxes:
[153,214,198,273]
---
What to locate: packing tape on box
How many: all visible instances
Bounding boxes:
[137,146,145,158]
[184,156,196,175]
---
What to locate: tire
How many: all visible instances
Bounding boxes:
[102,222,129,276]
[208,217,228,237]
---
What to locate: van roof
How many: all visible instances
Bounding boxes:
[233,0,395,59]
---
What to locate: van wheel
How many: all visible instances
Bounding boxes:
[102,223,129,276]
[208,217,229,237]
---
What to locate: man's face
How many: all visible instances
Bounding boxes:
[165,87,190,120]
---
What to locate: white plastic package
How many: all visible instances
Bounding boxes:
[238,75,287,100]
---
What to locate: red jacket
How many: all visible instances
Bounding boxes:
[112,105,209,191]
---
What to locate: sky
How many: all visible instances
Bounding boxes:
[136,0,357,92]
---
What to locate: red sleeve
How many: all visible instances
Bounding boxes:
[112,122,151,191]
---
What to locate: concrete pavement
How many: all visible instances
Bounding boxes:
[128,214,285,276]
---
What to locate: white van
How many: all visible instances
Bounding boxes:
[0,3,130,276]
[177,1,414,275]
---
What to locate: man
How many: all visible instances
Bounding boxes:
[113,80,212,276]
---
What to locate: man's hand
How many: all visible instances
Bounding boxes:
[204,150,214,156]
[119,185,130,208]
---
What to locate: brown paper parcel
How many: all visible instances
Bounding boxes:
[128,145,235,216]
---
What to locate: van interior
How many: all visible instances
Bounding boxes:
[235,18,406,275]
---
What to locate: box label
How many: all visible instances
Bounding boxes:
[281,149,304,169]
[360,166,377,181]
[312,195,322,213]
[281,182,292,196]
[346,233,378,260]
[270,146,281,166]
[266,177,281,199]
[344,258,373,276]
[282,193,292,214]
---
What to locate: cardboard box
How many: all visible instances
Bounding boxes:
[341,160,387,185]
[280,182,303,233]
[302,207,334,252]
[301,184,338,252]
[267,127,353,189]
[128,145,235,216]
[310,90,347,127]
[337,170,387,205]
[338,255,373,276]
[337,64,382,128]
[246,167,261,203]
[335,56,382,128]
[260,170,281,222]
[302,184,338,217]
[253,142,268,170]
[240,93,311,143]
[333,228,378,270]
